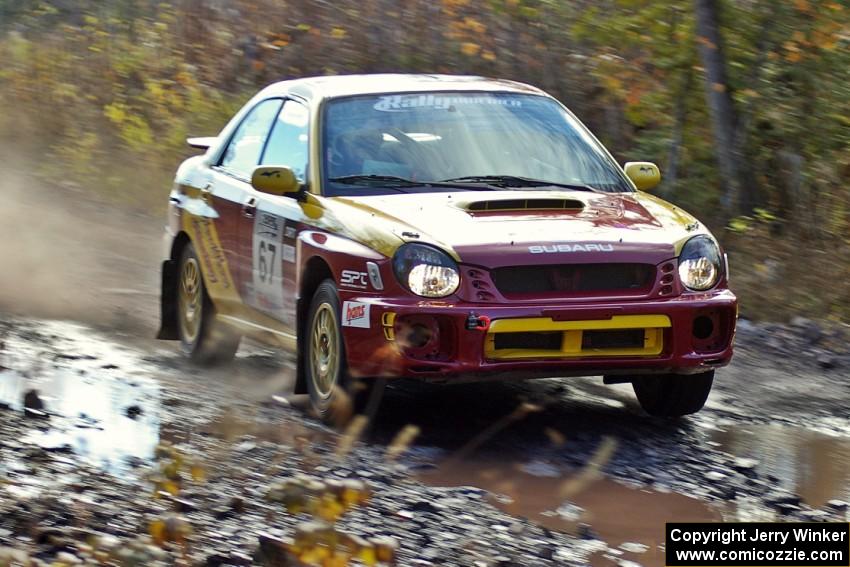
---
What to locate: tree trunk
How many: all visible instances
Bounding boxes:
[694,0,750,215]
[663,67,691,198]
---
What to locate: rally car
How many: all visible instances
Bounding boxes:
[157,74,736,418]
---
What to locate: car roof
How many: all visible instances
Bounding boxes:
[255,74,548,103]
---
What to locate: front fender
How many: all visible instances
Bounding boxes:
[296,230,387,299]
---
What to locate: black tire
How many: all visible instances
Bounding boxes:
[305,279,383,424]
[176,242,240,364]
[632,370,714,417]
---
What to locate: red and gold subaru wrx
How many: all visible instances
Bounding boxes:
[158,74,737,418]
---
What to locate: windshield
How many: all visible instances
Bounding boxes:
[322,92,633,195]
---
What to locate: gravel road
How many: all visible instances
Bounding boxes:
[1,176,849,566]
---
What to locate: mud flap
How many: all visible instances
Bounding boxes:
[294,295,307,394]
[157,259,179,340]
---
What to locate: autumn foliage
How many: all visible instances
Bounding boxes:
[1,0,849,319]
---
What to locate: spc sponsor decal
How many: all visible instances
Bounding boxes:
[341,301,370,328]
[529,243,614,254]
[340,269,369,289]
[373,94,522,112]
[252,212,285,313]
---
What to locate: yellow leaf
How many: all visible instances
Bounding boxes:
[794,0,811,12]
[149,520,166,546]
[190,462,206,483]
[460,42,480,56]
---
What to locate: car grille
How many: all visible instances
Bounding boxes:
[490,263,654,297]
[483,314,671,360]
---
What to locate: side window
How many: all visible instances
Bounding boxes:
[219,98,283,179]
[261,100,309,182]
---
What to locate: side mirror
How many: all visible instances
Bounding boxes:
[624,162,661,192]
[251,166,301,196]
[187,136,217,150]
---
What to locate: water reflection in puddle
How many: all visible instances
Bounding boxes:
[419,460,717,566]
[0,368,160,474]
[711,423,850,508]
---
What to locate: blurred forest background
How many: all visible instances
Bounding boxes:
[0,0,848,321]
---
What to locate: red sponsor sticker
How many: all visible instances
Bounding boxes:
[342,301,370,328]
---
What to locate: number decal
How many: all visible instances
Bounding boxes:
[258,241,277,283]
[252,212,285,314]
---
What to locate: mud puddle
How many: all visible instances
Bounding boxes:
[204,407,327,448]
[0,321,161,474]
[419,458,717,566]
[0,368,160,473]
[709,423,850,508]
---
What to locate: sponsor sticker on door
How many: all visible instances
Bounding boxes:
[341,301,370,328]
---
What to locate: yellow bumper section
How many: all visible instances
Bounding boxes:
[484,314,671,360]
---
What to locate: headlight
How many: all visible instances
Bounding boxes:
[392,243,460,297]
[678,235,722,291]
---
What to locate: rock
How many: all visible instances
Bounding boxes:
[732,457,759,473]
[172,498,197,513]
[790,317,822,344]
[256,533,294,565]
[410,500,440,514]
[577,523,599,540]
[620,542,649,554]
[56,551,82,564]
[775,502,801,516]
[736,318,755,334]
[799,509,829,521]
[704,471,727,481]
[0,548,29,564]
[555,502,584,522]
[23,389,44,411]
[228,551,253,565]
[125,405,143,419]
[817,355,838,369]
[535,544,555,560]
[204,552,229,566]
[826,500,848,512]
[767,493,801,507]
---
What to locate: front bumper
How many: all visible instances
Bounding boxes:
[341,289,737,381]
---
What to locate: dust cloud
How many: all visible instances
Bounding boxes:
[0,169,163,333]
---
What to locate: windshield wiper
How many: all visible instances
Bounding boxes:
[328,174,499,191]
[439,175,599,192]
[329,174,424,187]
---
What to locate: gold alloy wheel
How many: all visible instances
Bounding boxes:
[178,257,202,343]
[310,302,339,400]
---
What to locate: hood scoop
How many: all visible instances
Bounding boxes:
[463,198,585,213]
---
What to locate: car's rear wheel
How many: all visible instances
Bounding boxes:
[305,280,382,424]
[632,370,714,417]
[177,242,240,364]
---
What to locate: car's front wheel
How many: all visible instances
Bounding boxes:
[177,242,240,364]
[305,280,382,424]
[632,370,714,417]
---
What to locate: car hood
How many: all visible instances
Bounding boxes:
[325,190,709,266]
